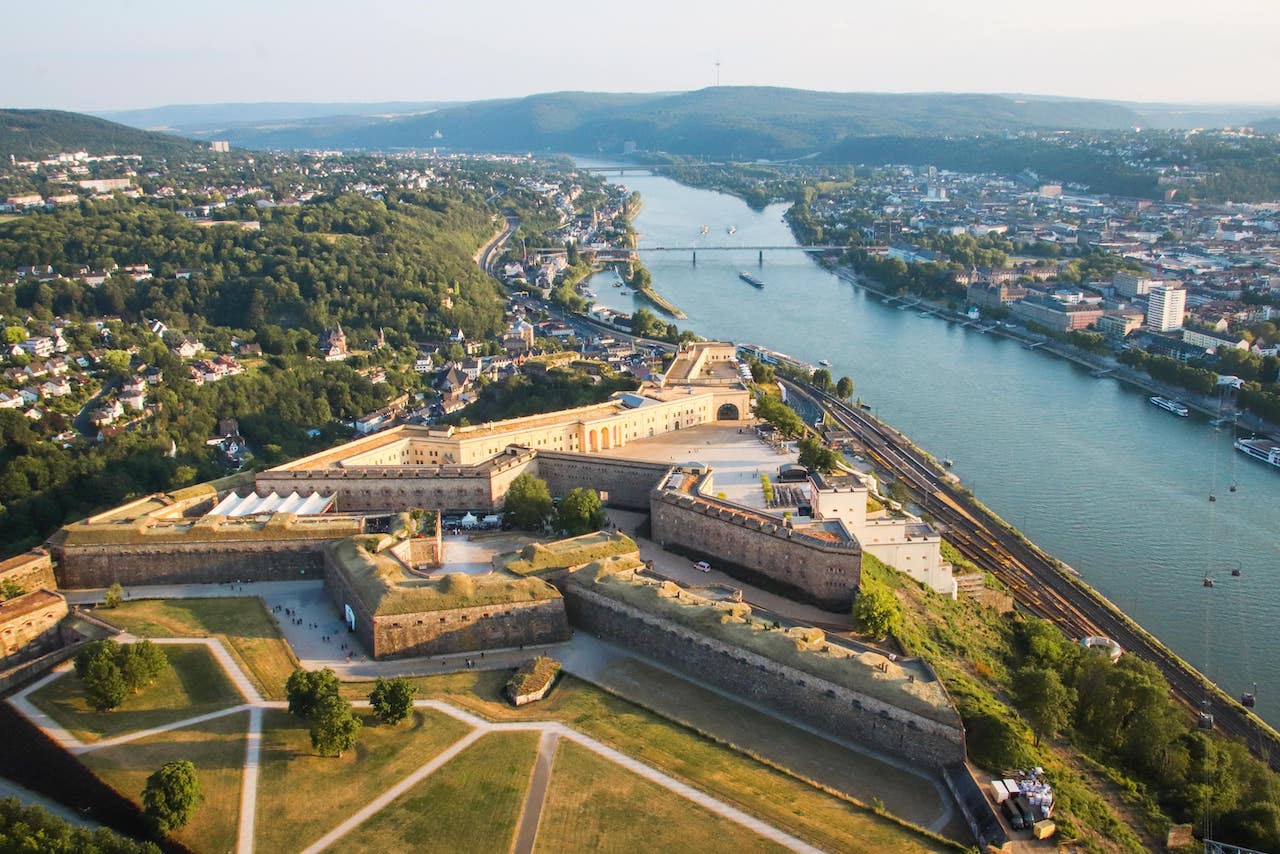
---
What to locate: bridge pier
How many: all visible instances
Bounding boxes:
[692,250,696,265]
[758,250,763,266]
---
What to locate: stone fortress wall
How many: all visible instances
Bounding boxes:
[322,548,570,659]
[53,539,328,589]
[563,584,965,768]
[649,487,861,611]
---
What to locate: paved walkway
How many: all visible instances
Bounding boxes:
[511,730,559,854]
[7,636,832,854]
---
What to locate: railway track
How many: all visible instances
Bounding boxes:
[785,380,1280,767]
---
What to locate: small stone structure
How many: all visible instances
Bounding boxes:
[506,656,561,705]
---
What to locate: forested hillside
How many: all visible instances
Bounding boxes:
[0,192,504,342]
[0,110,204,159]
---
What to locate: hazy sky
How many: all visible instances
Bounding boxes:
[7,0,1280,111]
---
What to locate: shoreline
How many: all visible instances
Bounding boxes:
[828,265,1280,439]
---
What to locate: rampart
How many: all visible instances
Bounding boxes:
[323,540,570,659]
[255,448,539,513]
[52,539,328,588]
[563,577,965,768]
[533,452,670,510]
[650,489,861,610]
[0,551,56,593]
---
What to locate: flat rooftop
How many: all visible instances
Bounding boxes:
[595,423,799,510]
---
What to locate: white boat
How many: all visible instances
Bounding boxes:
[1235,437,1280,469]
[700,224,709,235]
[1149,396,1189,417]
[727,225,737,234]
[818,359,831,367]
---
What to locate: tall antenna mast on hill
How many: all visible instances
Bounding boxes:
[715,58,721,86]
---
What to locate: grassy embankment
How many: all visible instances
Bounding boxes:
[26,643,242,743]
[339,670,957,854]
[337,731,539,853]
[98,597,299,700]
[81,711,248,854]
[534,738,788,853]
[253,707,473,852]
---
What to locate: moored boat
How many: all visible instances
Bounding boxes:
[1149,396,1190,417]
[1235,437,1280,469]
[738,271,764,288]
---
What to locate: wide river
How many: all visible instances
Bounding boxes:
[580,161,1280,728]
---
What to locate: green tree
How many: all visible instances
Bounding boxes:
[119,640,168,694]
[798,436,840,473]
[753,393,804,439]
[1013,666,1074,746]
[103,581,125,608]
[368,677,417,725]
[1,577,25,600]
[142,759,202,834]
[309,694,362,757]
[3,326,26,344]
[557,486,607,536]
[811,368,832,390]
[835,376,854,400]
[852,584,901,639]
[83,651,128,712]
[503,473,553,529]
[285,667,340,719]
[0,799,161,853]
[98,349,133,379]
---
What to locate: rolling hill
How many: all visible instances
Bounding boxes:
[0,110,206,159]
[102,87,1149,158]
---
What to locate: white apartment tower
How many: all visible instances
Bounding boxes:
[1147,285,1186,332]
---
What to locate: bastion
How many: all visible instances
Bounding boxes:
[562,558,965,768]
[649,467,862,610]
[324,537,570,659]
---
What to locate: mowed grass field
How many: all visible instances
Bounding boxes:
[342,670,957,854]
[338,731,539,853]
[81,711,248,854]
[27,643,242,742]
[253,707,473,853]
[100,597,298,699]
[533,739,788,854]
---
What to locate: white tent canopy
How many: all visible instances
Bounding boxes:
[208,490,336,517]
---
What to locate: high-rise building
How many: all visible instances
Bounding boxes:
[1146,285,1186,332]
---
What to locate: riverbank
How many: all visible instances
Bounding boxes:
[828,265,1280,439]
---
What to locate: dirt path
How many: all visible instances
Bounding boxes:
[511,730,560,854]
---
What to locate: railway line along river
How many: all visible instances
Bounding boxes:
[578,159,1280,729]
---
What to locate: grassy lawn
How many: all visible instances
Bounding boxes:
[81,711,247,854]
[253,707,473,853]
[100,597,298,700]
[27,644,242,743]
[339,731,539,853]
[534,739,788,853]
[342,671,957,853]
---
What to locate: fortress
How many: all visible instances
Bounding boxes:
[31,342,965,768]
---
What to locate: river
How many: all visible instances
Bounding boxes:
[578,160,1280,728]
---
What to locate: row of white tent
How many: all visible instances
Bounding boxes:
[208,490,336,517]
